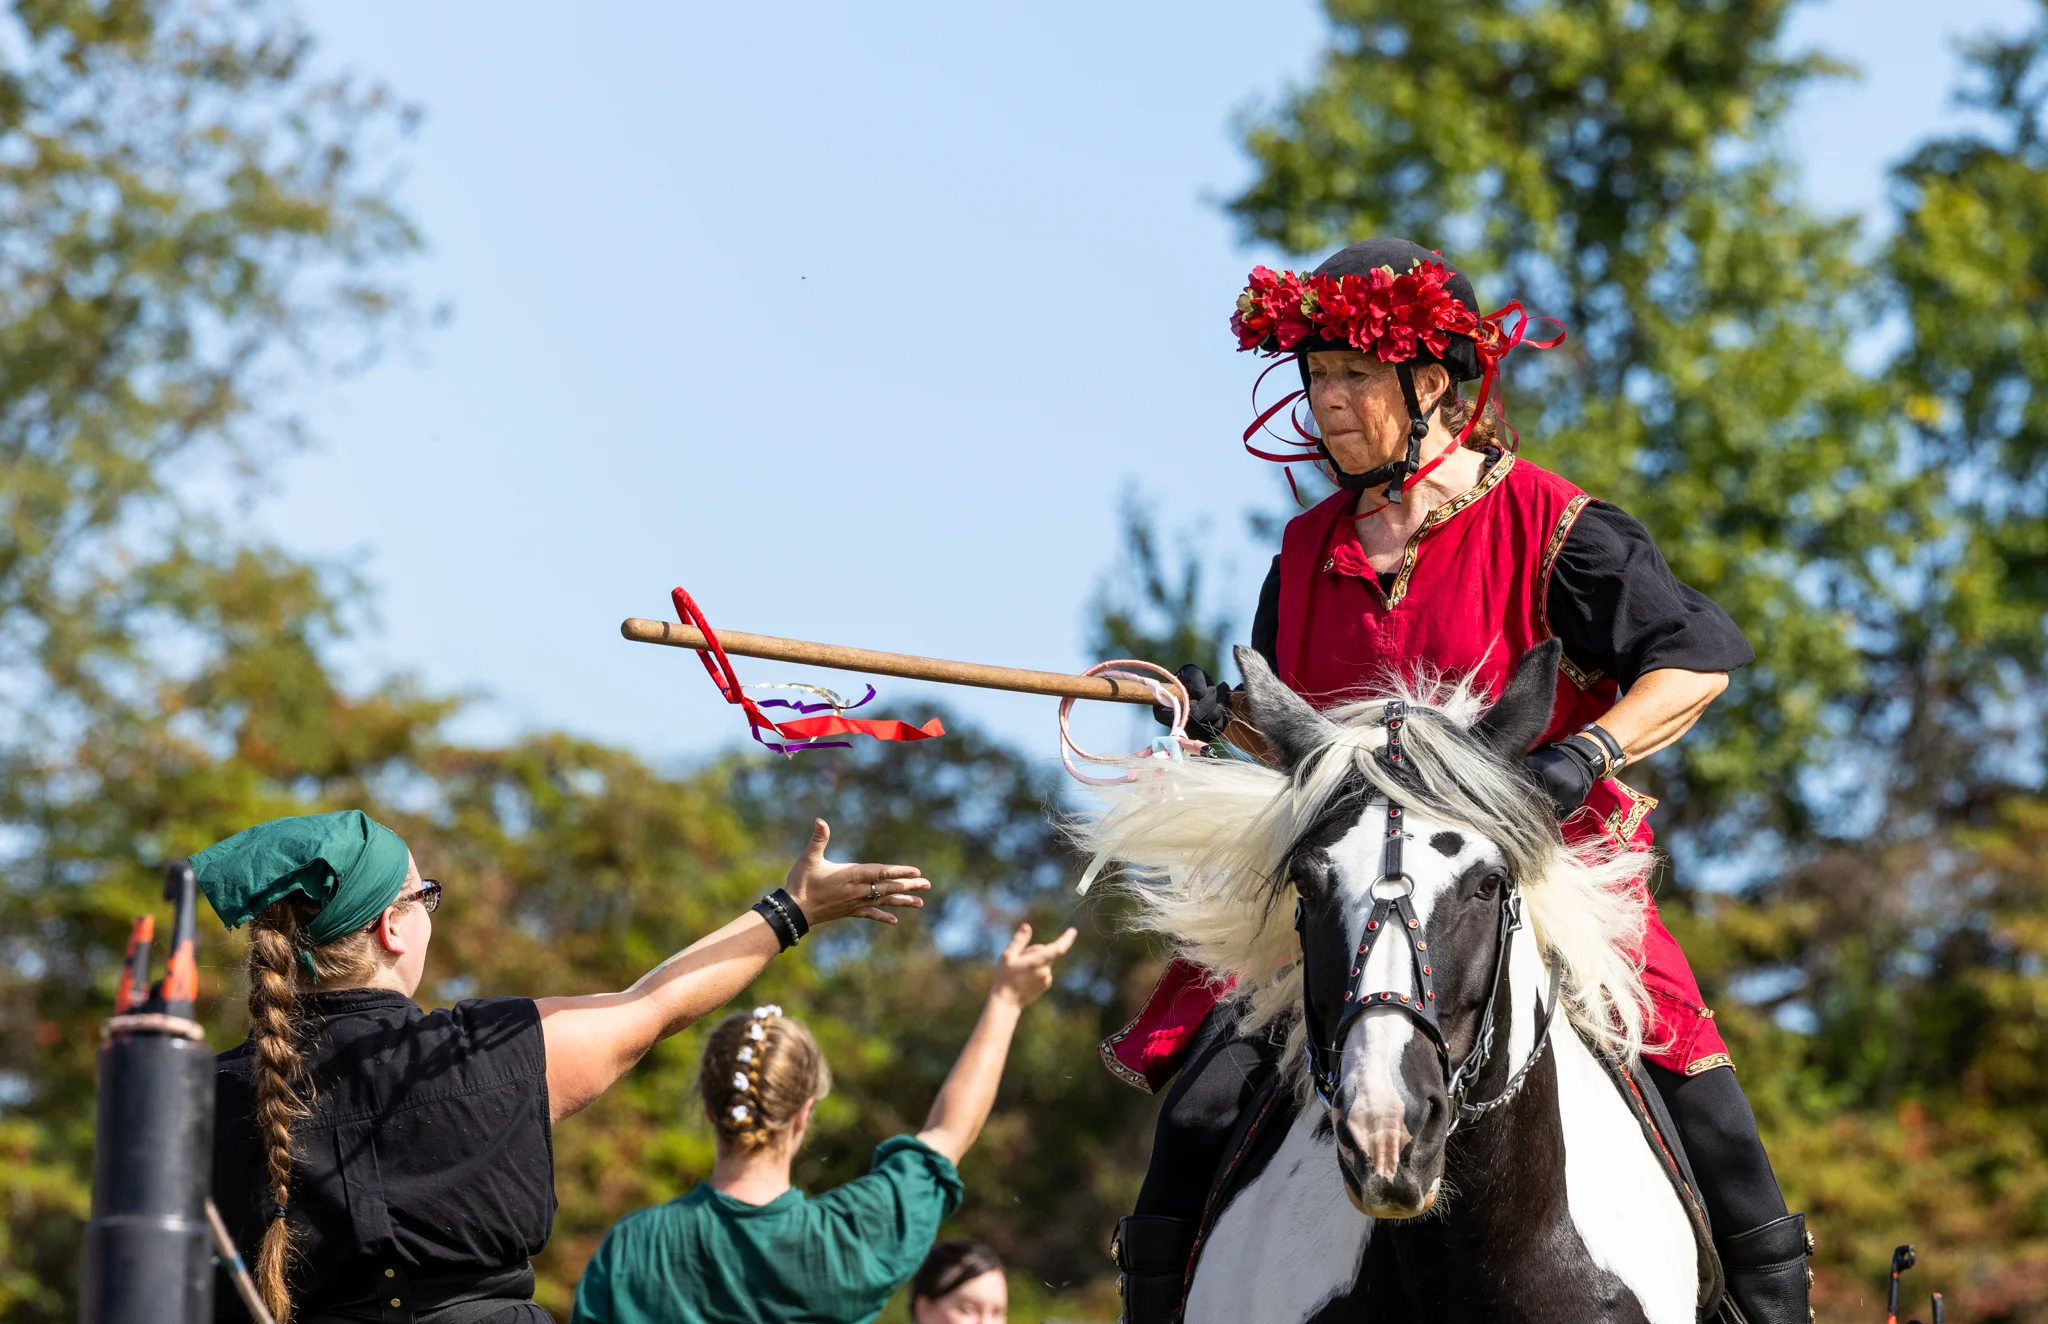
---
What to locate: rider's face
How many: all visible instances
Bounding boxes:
[1305,352,1447,476]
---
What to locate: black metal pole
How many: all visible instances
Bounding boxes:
[80,860,215,1324]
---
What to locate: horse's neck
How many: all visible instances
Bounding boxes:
[1441,941,1573,1235]
[1417,945,1702,1322]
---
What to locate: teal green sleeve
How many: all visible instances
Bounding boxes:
[806,1136,965,1303]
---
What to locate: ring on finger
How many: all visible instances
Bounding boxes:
[868,883,881,902]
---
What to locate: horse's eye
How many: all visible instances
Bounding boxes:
[1478,870,1506,899]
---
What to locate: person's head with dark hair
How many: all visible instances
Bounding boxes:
[910,1241,1006,1323]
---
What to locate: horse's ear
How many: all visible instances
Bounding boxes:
[1472,639,1561,759]
[1234,645,1335,772]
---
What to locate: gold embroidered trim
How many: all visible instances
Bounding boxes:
[1684,1053,1735,1077]
[1384,452,1519,608]
[1603,779,1658,841]
[1537,492,1607,689]
[1098,1017,1156,1094]
[1559,654,1607,691]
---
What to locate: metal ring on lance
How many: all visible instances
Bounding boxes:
[1058,659,1205,786]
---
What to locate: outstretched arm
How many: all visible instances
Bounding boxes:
[538,820,929,1123]
[915,922,1077,1163]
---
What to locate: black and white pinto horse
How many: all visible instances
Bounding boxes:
[1079,644,1720,1323]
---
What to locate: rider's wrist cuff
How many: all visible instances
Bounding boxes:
[1576,722,1626,773]
[753,888,809,950]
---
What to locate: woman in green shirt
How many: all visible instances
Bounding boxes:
[569,922,1077,1324]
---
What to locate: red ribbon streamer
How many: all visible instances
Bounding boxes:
[671,587,945,752]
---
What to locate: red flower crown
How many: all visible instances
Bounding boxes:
[1231,259,1477,360]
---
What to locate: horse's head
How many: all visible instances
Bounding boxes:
[1239,642,1563,1219]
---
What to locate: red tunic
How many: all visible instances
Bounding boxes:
[1101,454,1732,1091]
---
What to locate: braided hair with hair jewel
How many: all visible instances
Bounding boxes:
[699,1005,830,1152]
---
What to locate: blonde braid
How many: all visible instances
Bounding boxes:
[246,900,315,1324]
[242,897,392,1323]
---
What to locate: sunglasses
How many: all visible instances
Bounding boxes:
[409,879,444,914]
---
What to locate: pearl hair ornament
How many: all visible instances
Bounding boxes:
[723,1004,785,1141]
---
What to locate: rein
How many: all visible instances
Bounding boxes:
[1296,699,1563,1132]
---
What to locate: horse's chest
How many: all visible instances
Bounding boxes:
[1186,1105,1373,1324]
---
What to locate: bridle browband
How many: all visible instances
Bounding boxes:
[1295,699,1564,1132]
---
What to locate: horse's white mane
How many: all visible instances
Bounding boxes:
[1072,667,1658,1077]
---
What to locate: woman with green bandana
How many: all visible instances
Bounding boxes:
[198,809,927,1324]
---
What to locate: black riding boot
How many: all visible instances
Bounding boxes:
[1646,1064,1812,1324]
[1114,1215,1198,1324]
[1720,1212,1816,1324]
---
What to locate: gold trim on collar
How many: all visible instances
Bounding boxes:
[1382,451,1520,608]
[1683,1052,1735,1077]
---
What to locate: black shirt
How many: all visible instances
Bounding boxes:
[1248,498,1753,690]
[213,990,557,1321]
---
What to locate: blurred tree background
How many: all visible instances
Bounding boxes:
[6,0,2048,1321]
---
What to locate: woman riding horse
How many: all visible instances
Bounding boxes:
[1111,239,1811,1324]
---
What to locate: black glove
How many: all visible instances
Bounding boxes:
[1155,664,1234,743]
[1525,738,1602,818]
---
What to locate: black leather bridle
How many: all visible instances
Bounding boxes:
[1296,700,1564,1131]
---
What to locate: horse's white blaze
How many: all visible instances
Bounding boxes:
[1185,1105,1373,1324]
[1553,1025,1698,1323]
[1328,817,1445,1150]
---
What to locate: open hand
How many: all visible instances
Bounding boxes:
[990,922,1078,1008]
[784,819,929,926]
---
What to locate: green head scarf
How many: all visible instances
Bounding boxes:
[192,811,412,969]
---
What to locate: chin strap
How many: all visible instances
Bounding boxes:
[1316,361,1440,502]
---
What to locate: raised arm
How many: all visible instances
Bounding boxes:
[538,820,928,1123]
[915,922,1076,1163]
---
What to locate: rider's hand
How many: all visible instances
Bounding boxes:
[1525,741,1601,818]
[1154,664,1234,743]
[988,922,1078,1009]
[783,819,930,926]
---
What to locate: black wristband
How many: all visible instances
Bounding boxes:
[1578,722,1626,772]
[770,887,810,939]
[752,888,809,950]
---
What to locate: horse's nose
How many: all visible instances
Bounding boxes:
[1340,1093,1411,1183]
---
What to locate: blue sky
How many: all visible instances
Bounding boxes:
[270,0,2036,773]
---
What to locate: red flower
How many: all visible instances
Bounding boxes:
[1268,270,1312,349]
[1231,266,1282,349]
[1231,259,1480,360]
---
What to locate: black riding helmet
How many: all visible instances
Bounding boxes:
[1296,238,1482,501]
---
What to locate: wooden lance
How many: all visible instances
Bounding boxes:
[619,617,1164,706]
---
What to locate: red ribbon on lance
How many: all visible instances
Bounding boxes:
[671,587,945,754]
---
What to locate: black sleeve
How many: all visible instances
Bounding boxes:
[1545,502,1754,690]
[1249,556,1281,675]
